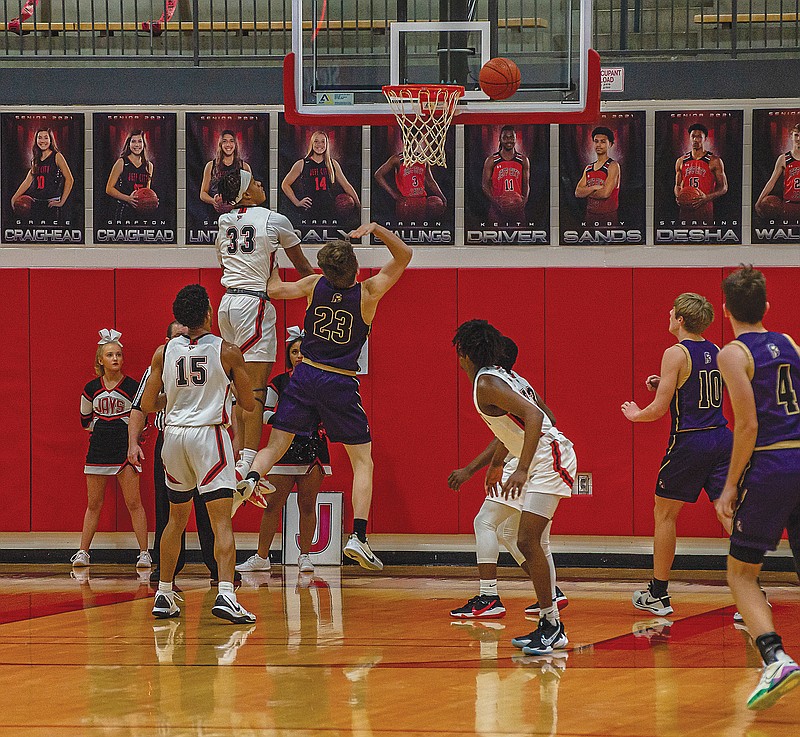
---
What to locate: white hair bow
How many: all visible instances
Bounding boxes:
[286,325,304,342]
[97,328,123,346]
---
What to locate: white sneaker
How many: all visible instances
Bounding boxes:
[211,591,257,624]
[235,553,271,572]
[70,550,90,567]
[632,586,673,616]
[298,554,315,573]
[152,590,182,619]
[343,534,384,571]
[232,476,276,516]
[136,551,153,569]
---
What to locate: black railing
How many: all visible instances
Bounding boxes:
[0,0,798,62]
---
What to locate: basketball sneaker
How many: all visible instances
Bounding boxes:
[343,534,384,571]
[152,590,182,619]
[524,587,569,616]
[519,618,569,655]
[235,553,271,572]
[70,549,90,567]
[136,551,153,569]
[211,592,256,624]
[632,584,673,616]
[232,476,275,516]
[450,594,506,619]
[746,653,800,710]
[298,554,315,573]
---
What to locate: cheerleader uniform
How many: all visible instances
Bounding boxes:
[264,370,331,476]
[81,375,140,475]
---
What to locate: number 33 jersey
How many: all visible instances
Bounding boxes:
[216,207,300,291]
[300,276,371,374]
[162,334,233,427]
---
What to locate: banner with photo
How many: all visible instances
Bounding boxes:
[277,117,362,244]
[92,113,177,245]
[463,124,550,245]
[1,113,84,245]
[653,110,743,245]
[751,109,800,244]
[185,113,270,245]
[559,112,645,245]
[369,126,456,245]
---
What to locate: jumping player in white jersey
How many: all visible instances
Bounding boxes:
[138,284,257,624]
[453,320,577,655]
[449,336,567,619]
[215,169,314,480]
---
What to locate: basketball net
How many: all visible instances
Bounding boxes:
[382,84,464,168]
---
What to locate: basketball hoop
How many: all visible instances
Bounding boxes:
[382,84,464,167]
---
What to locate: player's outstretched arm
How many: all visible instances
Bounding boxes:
[222,342,256,413]
[715,343,758,523]
[267,268,321,301]
[621,345,685,422]
[284,244,315,278]
[357,223,413,301]
[448,438,501,491]
[139,347,167,415]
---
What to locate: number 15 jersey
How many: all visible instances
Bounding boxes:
[163,334,233,427]
[216,206,300,291]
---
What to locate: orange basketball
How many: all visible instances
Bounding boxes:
[497,191,524,213]
[478,58,521,100]
[426,195,445,218]
[759,195,784,219]
[13,194,34,217]
[677,186,704,207]
[335,193,356,216]
[134,187,159,212]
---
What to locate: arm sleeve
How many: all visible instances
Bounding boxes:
[131,367,151,412]
[273,212,301,250]
[262,383,280,425]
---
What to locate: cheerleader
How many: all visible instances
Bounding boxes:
[72,329,150,568]
[236,327,330,573]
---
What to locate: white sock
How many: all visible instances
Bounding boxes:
[218,581,235,597]
[479,579,498,597]
[238,449,257,472]
[540,605,559,625]
[158,581,173,594]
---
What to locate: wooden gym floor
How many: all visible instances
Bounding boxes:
[1,564,799,737]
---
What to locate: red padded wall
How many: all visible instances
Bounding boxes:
[31,270,117,531]
[545,269,634,535]
[370,269,459,533]
[631,269,727,539]
[0,271,31,531]
[455,269,546,533]
[114,269,200,532]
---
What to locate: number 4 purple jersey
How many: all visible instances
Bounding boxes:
[732,331,800,449]
[301,276,371,374]
[670,339,728,434]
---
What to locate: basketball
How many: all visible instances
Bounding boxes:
[426,195,445,218]
[676,186,704,207]
[497,191,524,213]
[12,194,34,217]
[478,57,522,100]
[759,195,784,218]
[396,196,426,221]
[134,187,160,211]
[336,192,356,216]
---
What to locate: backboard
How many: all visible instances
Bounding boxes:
[285,0,600,126]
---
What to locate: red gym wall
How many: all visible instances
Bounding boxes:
[4,266,800,540]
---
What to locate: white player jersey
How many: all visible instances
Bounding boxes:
[473,366,559,459]
[162,334,232,427]
[216,206,301,291]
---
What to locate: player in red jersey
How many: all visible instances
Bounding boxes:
[674,123,728,222]
[755,123,800,218]
[374,151,447,220]
[575,126,620,225]
[481,126,530,224]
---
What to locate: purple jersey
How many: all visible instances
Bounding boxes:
[670,339,727,434]
[301,277,370,373]
[733,331,800,449]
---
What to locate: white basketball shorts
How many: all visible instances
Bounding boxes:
[218,292,277,363]
[161,425,236,495]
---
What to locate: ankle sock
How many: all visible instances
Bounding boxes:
[353,518,368,543]
[650,578,669,598]
[479,579,498,597]
[756,632,784,665]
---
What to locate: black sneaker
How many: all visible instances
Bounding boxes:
[450,594,506,619]
[524,586,569,615]
[519,618,569,655]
